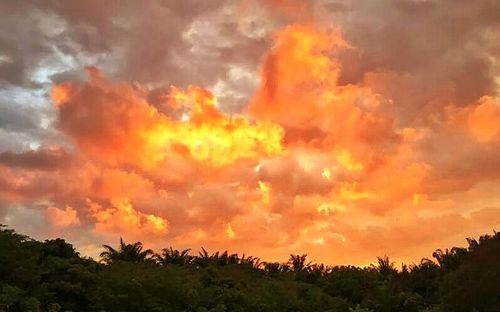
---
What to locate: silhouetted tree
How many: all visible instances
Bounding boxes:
[1,225,499,312]
[157,247,192,265]
[39,238,79,260]
[440,232,500,312]
[289,254,310,273]
[100,238,153,264]
[239,254,262,269]
[374,256,397,277]
[432,247,467,272]
[263,261,289,276]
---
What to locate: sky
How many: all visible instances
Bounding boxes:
[1,0,499,266]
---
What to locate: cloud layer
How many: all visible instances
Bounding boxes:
[1,0,499,265]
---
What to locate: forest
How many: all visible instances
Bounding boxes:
[0,225,498,312]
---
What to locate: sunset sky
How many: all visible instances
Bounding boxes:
[1,0,499,266]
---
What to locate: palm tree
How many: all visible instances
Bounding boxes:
[240,254,262,269]
[308,263,329,276]
[157,247,192,265]
[193,247,211,267]
[100,238,154,264]
[263,262,289,276]
[214,250,239,266]
[432,247,467,272]
[374,256,397,277]
[192,248,242,267]
[288,254,310,273]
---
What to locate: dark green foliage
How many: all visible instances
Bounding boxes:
[0,224,499,312]
[439,233,500,312]
[0,225,98,311]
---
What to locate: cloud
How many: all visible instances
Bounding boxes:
[0,2,52,87]
[467,96,500,142]
[45,205,80,228]
[52,67,284,168]
[0,1,499,265]
[87,197,168,238]
[0,147,71,170]
[335,0,500,123]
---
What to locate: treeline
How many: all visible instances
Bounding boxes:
[0,225,499,312]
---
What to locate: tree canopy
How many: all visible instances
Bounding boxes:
[0,225,498,312]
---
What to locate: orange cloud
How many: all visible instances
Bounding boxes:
[87,197,168,238]
[52,69,284,168]
[468,96,500,142]
[46,206,80,228]
[1,21,499,266]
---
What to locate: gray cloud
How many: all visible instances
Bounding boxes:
[0,2,52,88]
[0,99,40,133]
[0,148,72,171]
[332,0,500,123]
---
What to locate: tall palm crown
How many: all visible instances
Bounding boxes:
[289,254,310,273]
[100,238,154,264]
[432,247,467,272]
[157,247,192,265]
